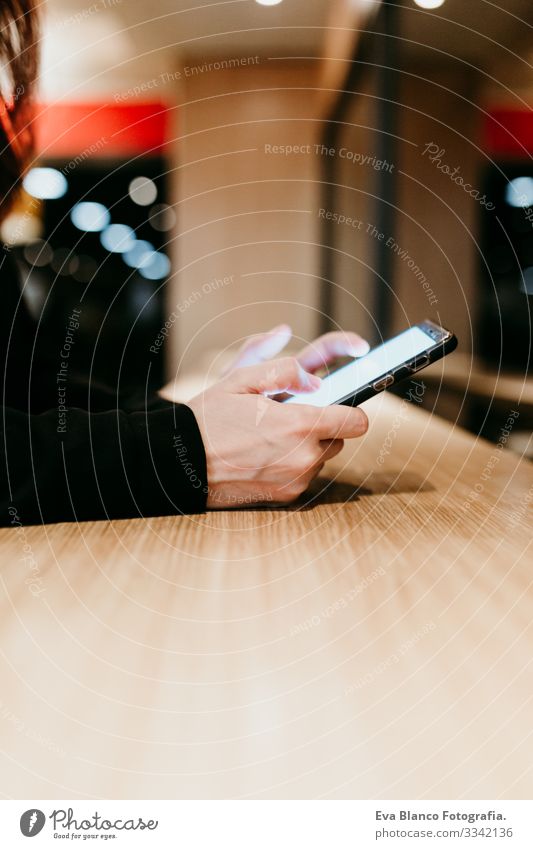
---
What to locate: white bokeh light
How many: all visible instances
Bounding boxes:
[23,167,68,200]
[138,251,171,280]
[413,0,445,8]
[128,176,158,207]
[100,224,136,253]
[506,177,533,209]
[123,240,155,269]
[70,202,110,232]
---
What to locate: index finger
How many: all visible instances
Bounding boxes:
[297,331,370,373]
[224,324,292,374]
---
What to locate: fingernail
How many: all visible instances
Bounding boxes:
[357,411,369,433]
[308,374,322,390]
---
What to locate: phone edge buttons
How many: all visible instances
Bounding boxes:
[405,354,431,373]
[372,374,394,392]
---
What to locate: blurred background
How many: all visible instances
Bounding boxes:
[2,0,533,446]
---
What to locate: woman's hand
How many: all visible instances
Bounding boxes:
[224,324,370,377]
[160,325,370,404]
[188,357,368,508]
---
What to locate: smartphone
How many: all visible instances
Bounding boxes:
[284,320,457,408]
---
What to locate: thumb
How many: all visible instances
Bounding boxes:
[224,356,322,396]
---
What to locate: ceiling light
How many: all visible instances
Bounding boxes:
[0,212,42,245]
[506,177,533,209]
[255,0,284,6]
[128,176,158,207]
[413,0,445,8]
[123,240,155,269]
[70,202,110,232]
[23,167,68,200]
[100,224,135,254]
[138,251,171,281]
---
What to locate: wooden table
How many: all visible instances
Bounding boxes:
[423,352,533,409]
[1,391,532,800]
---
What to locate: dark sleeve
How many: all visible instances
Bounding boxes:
[1,400,208,526]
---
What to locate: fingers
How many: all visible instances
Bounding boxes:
[224,327,369,379]
[319,438,344,462]
[298,404,369,440]
[296,331,370,373]
[224,356,322,396]
[276,438,345,503]
[275,462,323,504]
[226,324,292,371]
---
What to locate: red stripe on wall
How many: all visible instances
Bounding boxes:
[35,102,171,158]
[484,108,533,157]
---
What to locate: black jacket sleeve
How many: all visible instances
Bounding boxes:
[0,251,208,526]
[1,398,208,526]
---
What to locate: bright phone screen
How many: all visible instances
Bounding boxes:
[284,326,434,407]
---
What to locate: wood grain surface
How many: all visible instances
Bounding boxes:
[1,391,532,799]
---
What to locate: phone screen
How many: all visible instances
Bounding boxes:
[284,326,435,407]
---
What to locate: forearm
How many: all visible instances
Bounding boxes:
[1,402,207,526]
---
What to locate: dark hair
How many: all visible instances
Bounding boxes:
[0,0,39,219]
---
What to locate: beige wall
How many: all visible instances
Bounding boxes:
[327,68,482,353]
[167,54,525,374]
[393,68,482,354]
[328,75,382,345]
[167,61,322,374]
